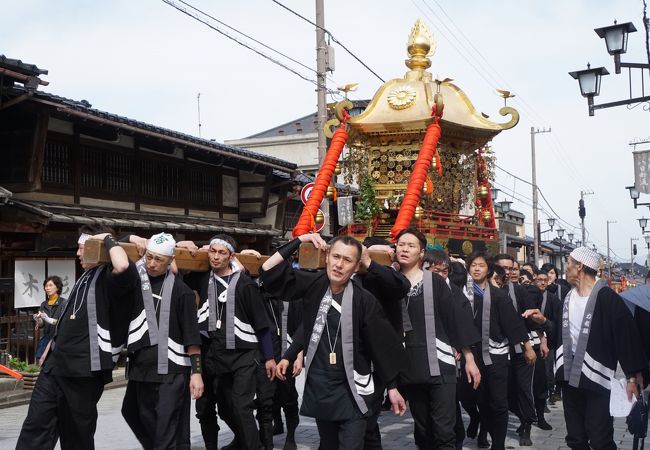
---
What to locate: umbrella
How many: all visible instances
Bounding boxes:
[620,285,650,316]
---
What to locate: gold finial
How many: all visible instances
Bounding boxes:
[406,20,435,71]
[496,89,516,107]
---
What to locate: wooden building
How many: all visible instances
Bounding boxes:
[0,55,297,315]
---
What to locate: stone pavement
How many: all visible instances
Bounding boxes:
[0,378,637,449]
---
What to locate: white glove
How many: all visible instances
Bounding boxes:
[39,312,57,325]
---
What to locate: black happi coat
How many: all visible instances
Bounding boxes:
[357,261,410,335]
[554,283,647,394]
[44,262,139,381]
[401,272,480,385]
[185,269,269,351]
[126,271,201,380]
[260,260,407,415]
[504,282,541,349]
[473,284,529,364]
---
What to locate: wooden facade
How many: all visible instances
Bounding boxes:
[0,55,297,317]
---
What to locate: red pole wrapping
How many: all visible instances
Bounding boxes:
[390,113,442,240]
[292,113,349,237]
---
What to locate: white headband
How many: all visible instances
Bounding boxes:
[147,232,176,257]
[210,238,235,253]
[78,233,91,245]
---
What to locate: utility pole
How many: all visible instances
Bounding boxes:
[579,190,594,245]
[315,0,327,164]
[631,237,639,279]
[606,220,616,278]
[531,126,551,266]
[197,93,202,138]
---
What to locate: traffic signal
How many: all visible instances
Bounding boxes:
[578,199,586,219]
[634,244,638,255]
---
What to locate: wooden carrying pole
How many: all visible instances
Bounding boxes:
[83,240,393,275]
[82,240,269,276]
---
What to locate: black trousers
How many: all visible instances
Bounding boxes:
[362,375,385,450]
[403,378,457,450]
[545,349,556,391]
[317,416,367,450]
[562,384,616,450]
[16,371,104,450]
[476,358,509,450]
[121,374,191,450]
[533,350,548,403]
[255,359,276,425]
[273,369,299,414]
[196,351,259,450]
[508,352,536,424]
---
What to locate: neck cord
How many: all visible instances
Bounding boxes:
[325,304,342,357]
[70,271,93,319]
[267,299,280,335]
[152,271,169,316]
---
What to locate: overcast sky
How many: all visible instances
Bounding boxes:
[4,0,650,265]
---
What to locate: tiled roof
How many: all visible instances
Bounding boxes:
[10,86,297,172]
[0,55,48,77]
[10,199,281,236]
[245,100,370,139]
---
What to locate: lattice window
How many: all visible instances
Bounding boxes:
[42,141,72,186]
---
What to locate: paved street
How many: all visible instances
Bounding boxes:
[0,373,637,450]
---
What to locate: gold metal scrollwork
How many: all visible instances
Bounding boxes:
[324,100,354,138]
[496,106,520,130]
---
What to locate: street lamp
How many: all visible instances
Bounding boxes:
[567,232,575,243]
[576,240,583,247]
[568,64,609,116]
[547,217,556,230]
[639,217,648,231]
[626,185,650,209]
[645,234,650,249]
[557,228,565,239]
[594,21,637,74]
[499,200,512,215]
[570,20,650,116]
[491,188,499,202]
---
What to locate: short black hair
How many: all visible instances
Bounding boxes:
[466,251,489,268]
[522,262,539,275]
[537,269,549,276]
[209,234,238,253]
[396,227,427,250]
[362,236,391,248]
[329,235,363,261]
[491,264,506,284]
[520,271,534,282]
[540,263,558,275]
[494,253,514,263]
[448,262,468,289]
[423,249,450,269]
[79,224,116,237]
[43,275,63,295]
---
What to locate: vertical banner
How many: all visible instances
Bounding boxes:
[47,259,76,298]
[14,259,46,308]
[634,150,650,194]
[337,196,354,227]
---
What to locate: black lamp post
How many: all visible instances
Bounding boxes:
[646,234,650,249]
[640,217,649,232]
[491,188,499,203]
[594,21,637,74]
[499,200,512,215]
[569,21,650,116]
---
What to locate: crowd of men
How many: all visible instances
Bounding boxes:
[14,224,649,450]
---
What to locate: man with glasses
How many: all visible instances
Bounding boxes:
[493,254,537,446]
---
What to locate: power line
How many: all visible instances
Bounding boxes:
[162,0,338,94]
[271,0,385,83]
[494,164,581,233]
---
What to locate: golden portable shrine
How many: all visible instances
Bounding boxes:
[293,20,519,257]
